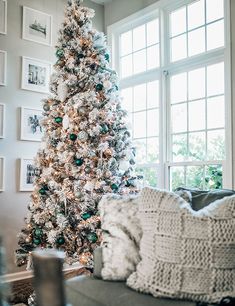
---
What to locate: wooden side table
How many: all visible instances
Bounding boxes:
[2,266,91,304]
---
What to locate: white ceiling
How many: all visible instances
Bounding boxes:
[91,0,113,5]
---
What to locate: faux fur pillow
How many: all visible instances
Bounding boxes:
[127,187,235,304]
[98,194,142,281]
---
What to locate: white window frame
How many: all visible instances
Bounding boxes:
[107,0,232,190]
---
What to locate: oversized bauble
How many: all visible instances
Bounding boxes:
[63,114,70,129]
[111,183,119,191]
[70,133,77,141]
[57,82,68,102]
[56,49,64,58]
[75,158,84,166]
[96,83,103,91]
[57,236,65,245]
[33,238,41,245]
[87,232,98,243]
[34,228,43,237]
[55,117,63,124]
[81,212,91,220]
[78,131,88,141]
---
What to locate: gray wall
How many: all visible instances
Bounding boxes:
[0,0,104,273]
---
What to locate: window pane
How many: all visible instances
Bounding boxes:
[133,49,146,74]
[186,166,204,189]
[188,67,205,100]
[170,166,185,190]
[133,139,146,164]
[147,137,159,163]
[172,134,188,162]
[147,45,159,70]
[188,0,205,30]
[144,167,158,187]
[207,129,225,160]
[170,7,186,37]
[121,88,133,112]
[188,132,206,160]
[171,103,187,133]
[120,30,132,56]
[133,84,146,112]
[171,34,187,62]
[188,100,205,131]
[206,0,224,23]
[121,55,132,78]
[147,19,159,46]
[188,27,205,57]
[207,20,224,51]
[147,80,159,108]
[133,111,146,138]
[207,62,224,96]
[133,24,146,51]
[207,96,225,129]
[205,164,223,189]
[147,109,159,137]
[171,73,187,103]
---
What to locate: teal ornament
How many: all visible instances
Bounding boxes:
[115,85,119,91]
[75,158,84,166]
[34,228,43,237]
[111,183,119,191]
[70,133,77,141]
[56,49,64,58]
[77,53,84,59]
[55,117,63,123]
[33,238,41,245]
[96,83,103,91]
[39,188,46,195]
[105,53,110,62]
[87,232,98,243]
[57,236,65,245]
[82,212,91,220]
[100,124,109,134]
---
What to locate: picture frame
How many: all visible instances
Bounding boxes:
[21,56,51,93]
[0,0,7,35]
[0,156,5,192]
[22,6,52,46]
[0,50,7,86]
[19,158,39,191]
[0,103,5,138]
[20,106,43,142]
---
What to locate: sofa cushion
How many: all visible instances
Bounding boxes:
[98,194,142,281]
[66,276,196,306]
[127,187,235,304]
[175,187,235,211]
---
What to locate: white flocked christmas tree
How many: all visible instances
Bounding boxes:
[16,0,138,268]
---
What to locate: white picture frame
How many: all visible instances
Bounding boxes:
[19,158,38,191]
[0,50,7,86]
[0,0,7,35]
[20,107,43,142]
[0,156,5,192]
[22,6,52,46]
[21,56,51,93]
[0,103,5,138]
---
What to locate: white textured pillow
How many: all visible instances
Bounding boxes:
[127,187,235,304]
[98,194,142,281]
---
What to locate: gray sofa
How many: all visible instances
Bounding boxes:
[66,188,235,306]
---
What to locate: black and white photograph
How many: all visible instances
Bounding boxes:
[22,6,52,45]
[0,50,7,86]
[19,158,39,191]
[20,107,43,141]
[21,56,51,93]
[0,103,5,138]
[0,156,4,192]
[0,0,7,35]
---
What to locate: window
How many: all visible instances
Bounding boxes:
[108,0,231,190]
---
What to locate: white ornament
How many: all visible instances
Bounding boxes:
[63,114,70,129]
[103,80,112,90]
[57,82,68,102]
[119,160,130,172]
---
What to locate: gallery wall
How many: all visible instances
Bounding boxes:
[0,0,104,273]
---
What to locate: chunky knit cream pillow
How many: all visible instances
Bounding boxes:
[99,194,142,280]
[127,187,235,303]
